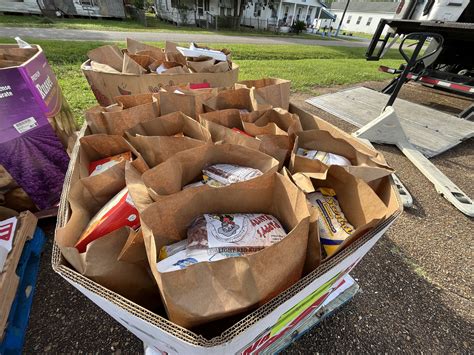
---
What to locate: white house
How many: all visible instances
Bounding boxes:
[155,0,335,30]
[331,1,400,34]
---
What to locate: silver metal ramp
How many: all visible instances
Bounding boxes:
[306,87,474,158]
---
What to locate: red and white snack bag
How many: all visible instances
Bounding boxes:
[88,151,132,176]
[203,164,262,185]
[75,187,140,253]
[187,213,286,253]
[183,164,263,189]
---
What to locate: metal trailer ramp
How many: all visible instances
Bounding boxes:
[306,87,474,158]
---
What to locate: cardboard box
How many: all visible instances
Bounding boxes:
[82,60,239,107]
[0,44,77,211]
[52,103,402,353]
[0,211,37,337]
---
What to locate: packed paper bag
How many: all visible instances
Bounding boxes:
[55,176,158,307]
[126,112,212,167]
[237,78,291,110]
[292,166,388,260]
[87,45,124,72]
[290,104,392,167]
[139,173,311,328]
[289,129,394,182]
[203,87,271,113]
[85,93,160,135]
[141,143,279,201]
[199,108,300,168]
[159,87,218,119]
[117,162,156,264]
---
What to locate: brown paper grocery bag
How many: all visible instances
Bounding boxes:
[117,162,155,264]
[241,108,302,137]
[87,94,160,136]
[140,172,311,328]
[122,53,147,74]
[199,109,290,168]
[127,38,161,54]
[237,78,291,110]
[142,143,280,201]
[78,134,147,179]
[289,129,393,182]
[126,112,212,167]
[203,88,271,112]
[159,88,217,119]
[292,166,388,260]
[55,178,159,307]
[90,61,121,74]
[187,57,215,73]
[202,61,231,73]
[87,45,124,72]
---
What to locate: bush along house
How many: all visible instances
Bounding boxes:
[154,0,335,31]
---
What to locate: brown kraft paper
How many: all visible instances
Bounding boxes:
[142,143,280,201]
[87,45,124,72]
[86,94,160,136]
[237,78,291,110]
[289,129,394,182]
[199,109,290,168]
[55,177,159,307]
[126,112,212,167]
[140,172,311,328]
[159,88,218,119]
[291,165,388,260]
[203,87,271,113]
[122,53,148,74]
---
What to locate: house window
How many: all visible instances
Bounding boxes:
[366,17,373,26]
[356,16,362,24]
[254,3,261,17]
[204,0,209,11]
[346,15,352,24]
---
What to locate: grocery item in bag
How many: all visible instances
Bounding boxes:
[203,164,262,185]
[183,164,263,189]
[157,249,244,273]
[88,152,132,176]
[158,239,187,261]
[75,188,140,253]
[307,187,354,257]
[187,213,287,252]
[296,148,351,167]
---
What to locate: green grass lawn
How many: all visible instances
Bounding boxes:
[0,13,338,41]
[0,37,401,123]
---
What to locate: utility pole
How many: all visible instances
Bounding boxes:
[335,0,350,37]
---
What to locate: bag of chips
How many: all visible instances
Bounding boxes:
[296,148,351,167]
[88,152,132,176]
[307,187,354,257]
[75,187,140,253]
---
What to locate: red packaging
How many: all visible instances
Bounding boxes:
[189,82,211,90]
[75,188,140,253]
[88,152,132,176]
[232,127,253,137]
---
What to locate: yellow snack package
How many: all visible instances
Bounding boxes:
[307,187,354,257]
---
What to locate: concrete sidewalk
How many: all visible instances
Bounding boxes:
[0,26,369,46]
